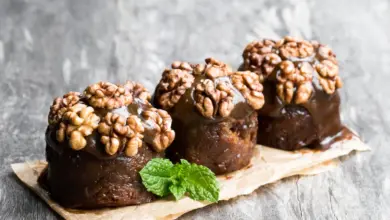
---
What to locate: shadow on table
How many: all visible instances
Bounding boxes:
[9,172,63,220]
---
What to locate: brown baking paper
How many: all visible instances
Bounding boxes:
[12,135,369,220]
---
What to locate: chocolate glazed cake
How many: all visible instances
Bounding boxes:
[38,81,175,209]
[241,36,352,151]
[153,58,265,174]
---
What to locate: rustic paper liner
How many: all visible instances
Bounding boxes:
[12,136,369,220]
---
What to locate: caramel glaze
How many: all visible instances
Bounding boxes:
[257,80,354,150]
[39,98,165,209]
[156,75,258,175]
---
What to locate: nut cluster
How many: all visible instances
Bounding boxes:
[242,36,343,103]
[155,62,195,110]
[315,46,343,94]
[231,71,265,109]
[142,108,175,152]
[242,39,281,77]
[56,103,100,150]
[156,58,264,118]
[98,113,144,157]
[155,58,234,112]
[84,81,134,109]
[48,92,81,125]
[49,81,174,157]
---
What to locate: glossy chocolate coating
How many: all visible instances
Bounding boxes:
[39,127,162,209]
[39,99,164,209]
[256,80,351,150]
[155,75,258,175]
[240,37,349,150]
[257,105,317,151]
[167,111,258,175]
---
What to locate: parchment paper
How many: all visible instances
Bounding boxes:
[12,136,369,220]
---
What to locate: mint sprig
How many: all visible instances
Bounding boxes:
[138,158,174,197]
[139,158,219,202]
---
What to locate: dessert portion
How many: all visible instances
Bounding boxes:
[241,36,349,151]
[153,58,264,174]
[39,81,175,209]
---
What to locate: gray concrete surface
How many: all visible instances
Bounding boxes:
[0,0,389,219]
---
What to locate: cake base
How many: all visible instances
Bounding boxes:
[167,111,258,175]
[257,105,318,151]
[39,143,162,209]
[12,134,369,220]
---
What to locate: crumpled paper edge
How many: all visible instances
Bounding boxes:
[12,136,369,220]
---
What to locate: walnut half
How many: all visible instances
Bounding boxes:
[315,58,343,94]
[48,92,81,125]
[204,57,232,79]
[194,79,234,118]
[142,108,175,152]
[276,61,314,104]
[231,71,265,110]
[84,81,133,109]
[126,81,151,102]
[242,39,281,77]
[56,103,100,150]
[98,113,144,157]
[155,64,195,110]
[276,36,315,59]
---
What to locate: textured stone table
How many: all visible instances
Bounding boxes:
[0,0,389,219]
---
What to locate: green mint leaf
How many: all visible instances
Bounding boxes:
[169,184,186,200]
[179,159,191,166]
[139,158,174,197]
[181,161,219,203]
[140,158,219,203]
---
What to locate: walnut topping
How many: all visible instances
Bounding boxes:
[193,64,206,75]
[127,81,151,101]
[125,116,145,156]
[48,92,81,125]
[155,58,266,119]
[98,113,144,156]
[242,39,280,77]
[171,61,193,71]
[277,36,314,59]
[242,36,343,103]
[314,44,342,94]
[50,80,174,157]
[231,71,264,109]
[276,61,314,104]
[315,59,342,94]
[155,58,234,112]
[204,58,232,79]
[142,108,175,152]
[155,65,195,110]
[56,103,100,150]
[84,82,133,109]
[194,79,234,118]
